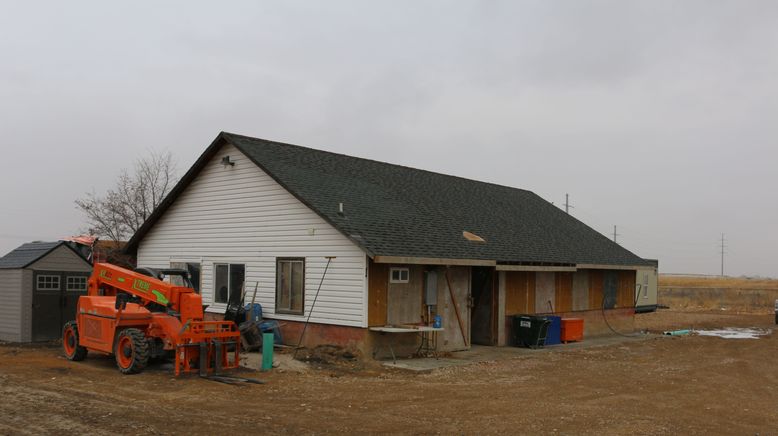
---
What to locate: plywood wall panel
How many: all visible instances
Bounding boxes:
[368,261,388,326]
[535,272,556,313]
[505,271,535,315]
[588,270,604,310]
[572,270,589,311]
[555,272,573,313]
[617,270,636,308]
[386,265,424,325]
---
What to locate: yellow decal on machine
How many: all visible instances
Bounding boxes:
[132,278,150,293]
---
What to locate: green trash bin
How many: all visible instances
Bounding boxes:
[513,315,551,348]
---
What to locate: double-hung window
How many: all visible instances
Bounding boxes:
[214,263,245,304]
[276,258,304,315]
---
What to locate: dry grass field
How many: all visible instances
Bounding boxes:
[660,274,778,289]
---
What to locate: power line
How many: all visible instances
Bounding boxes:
[720,233,726,276]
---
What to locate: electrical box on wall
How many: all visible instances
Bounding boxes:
[424,270,437,305]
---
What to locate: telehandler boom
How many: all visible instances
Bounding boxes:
[63,262,240,375]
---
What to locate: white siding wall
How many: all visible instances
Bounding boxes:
[20,270,32,342]
[137,144,368,327]
[28,245,92,272]
[0,269,23,342]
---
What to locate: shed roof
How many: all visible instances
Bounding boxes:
[127,132,651,267]
[0,241,89,269]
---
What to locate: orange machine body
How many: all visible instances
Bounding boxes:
[71,263,239,375]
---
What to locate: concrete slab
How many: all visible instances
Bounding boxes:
[240,350,311,373]
[377,333,655,372]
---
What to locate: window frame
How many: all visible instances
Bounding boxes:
[65,276,87,292]
[389,267,410,284]
[275,257,305,315]
[36,274,61,291]
[213,263,245,305]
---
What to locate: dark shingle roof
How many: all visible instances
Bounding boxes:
[127,132,651,267]
[0,241,66,269]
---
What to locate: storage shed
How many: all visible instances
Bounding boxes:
[0,241,92,342]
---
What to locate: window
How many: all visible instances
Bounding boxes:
[170,262,201,294]
[642,273,649,298]
[214,263,245,304]
[36,275,60,290]
[66,276,87,292]
[276,258,304,314]
[390,267,410,284]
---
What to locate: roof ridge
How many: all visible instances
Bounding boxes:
[221,131,533,195]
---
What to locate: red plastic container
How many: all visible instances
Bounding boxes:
[561,318,584,343]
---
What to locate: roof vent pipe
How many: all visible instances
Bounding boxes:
[338,202,344,215]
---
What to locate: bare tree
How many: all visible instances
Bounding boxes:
[76,151,177,242]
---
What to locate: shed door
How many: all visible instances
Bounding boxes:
[32,272,89,341]
[32,272,64,341]
[437,266,471,352]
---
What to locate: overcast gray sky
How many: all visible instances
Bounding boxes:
[1,1,776,276]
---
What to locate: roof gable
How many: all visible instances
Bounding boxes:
[127,132,650,267]
[0,241,91,269]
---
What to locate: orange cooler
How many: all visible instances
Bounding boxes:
[561,318,584,343]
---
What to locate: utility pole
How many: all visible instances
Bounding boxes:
[721,235,724,276]
[564,193,573,214]
[613,225,619,244]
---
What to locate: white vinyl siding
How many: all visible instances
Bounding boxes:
[0,269,24,342]
[137,144,368,327]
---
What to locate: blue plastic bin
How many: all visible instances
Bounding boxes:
[258,320,283,344]
[544,316,562,345]
[244,303,263,322]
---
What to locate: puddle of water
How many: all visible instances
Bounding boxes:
[695,328,770,339]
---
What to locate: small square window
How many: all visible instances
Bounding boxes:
[66,276,87,292]
[390,267,410,284]
[36,275,60,290]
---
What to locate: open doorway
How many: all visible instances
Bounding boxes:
[470,266,496,345]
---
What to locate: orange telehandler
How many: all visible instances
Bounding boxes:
[62,262,240,376]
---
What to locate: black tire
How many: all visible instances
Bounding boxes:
[62,321,88,361]
[114,328,150,374]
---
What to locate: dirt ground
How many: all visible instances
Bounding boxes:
[1,310,776,435]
